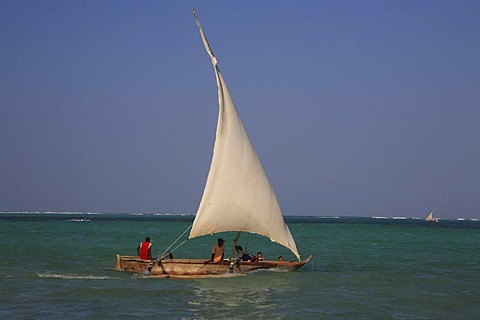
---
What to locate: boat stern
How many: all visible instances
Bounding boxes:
[115,255,152,273]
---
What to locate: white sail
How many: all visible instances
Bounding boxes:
[189,9,300,261]
[426,210,436,221]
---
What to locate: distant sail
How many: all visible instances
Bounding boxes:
[426,209,437,222]
[189,9,300,261]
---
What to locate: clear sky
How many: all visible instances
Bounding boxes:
[1,1,479,218]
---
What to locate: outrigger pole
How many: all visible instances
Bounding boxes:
[231,231,241,259]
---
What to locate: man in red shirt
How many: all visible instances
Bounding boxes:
[137,237,153,260]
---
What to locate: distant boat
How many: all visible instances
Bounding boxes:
[115,9,312,278]
[69,218,90,222]
[426,210,438,222]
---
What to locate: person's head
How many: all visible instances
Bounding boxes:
[145,237,151,242]
[217,238,224,246]
[236,245,243,251]
[278,256,283,261]
[257,252,263,256]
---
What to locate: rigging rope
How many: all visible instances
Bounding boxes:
[167,238,189,256]
[156,224,192,261]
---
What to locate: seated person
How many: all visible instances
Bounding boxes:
[256,252,265,261]
[235,245,256,262]
[137,237,152,260]
[211,238,225,263]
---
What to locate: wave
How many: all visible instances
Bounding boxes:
[2,212,479,222]
[37,273,117,280]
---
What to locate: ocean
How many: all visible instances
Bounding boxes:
[1,212,479,319]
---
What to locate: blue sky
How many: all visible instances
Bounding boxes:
[1,1,479,218]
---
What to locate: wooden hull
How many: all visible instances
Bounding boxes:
[115,254,312,278]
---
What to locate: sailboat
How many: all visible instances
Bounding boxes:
[115,9,312,278]
[425,209,438,222]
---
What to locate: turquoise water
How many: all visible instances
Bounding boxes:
[1,213,479,319]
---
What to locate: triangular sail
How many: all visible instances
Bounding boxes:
[426,210,435,221]
[189,9,300,261]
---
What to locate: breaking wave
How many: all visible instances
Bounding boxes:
[37,273,117,280]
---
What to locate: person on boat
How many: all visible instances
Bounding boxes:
[235,245,256,262]
[210,238,225,263]
[137,237,152,260]
[256,252,264,261]
[278,256,284,262]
